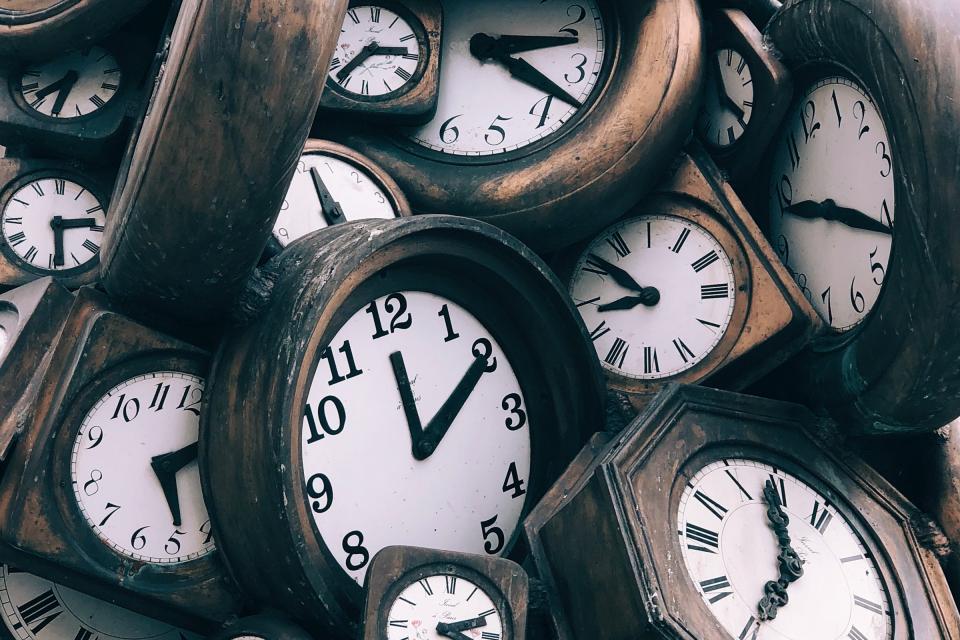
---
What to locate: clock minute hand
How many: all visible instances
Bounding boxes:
[494,54,582,108]
[597,292,660,311]
[310,167,346,226]
[436,616,487,633]
[784,199,891,235]
[336,41,384,81]
[757,479,804,621]
[712,55,744,119]
[587,253,654,295]
[149,442,200,527]
[470,32,578,57]
[50,70,78,116]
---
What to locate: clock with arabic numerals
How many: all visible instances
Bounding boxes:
[524,384,960,640]
[328,0,704,250]
[558,147,819,410]
[0,287,242,630]
[319,0,442,124]
[201,216,603,638]
[760,0,960,434]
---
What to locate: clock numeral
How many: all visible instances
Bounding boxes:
[177,384,203,415]
[699,575,733,604]
[369,6,380,21]
[165,529,185,556]
[439,113,463,144]
[15,588,62,634]
[388,620,408,628]
[670,228,691,253]
[684,522,719,553]
[768,473,787,507]
[691,250,719,273]
[481,634,501,640]
[304,396,347,443]
[725,470,753,501]
[82,239,100,254]
[701,284,729,299]
[880,199,893,229]
[480,515,505,555]
[306,472,333,513]
[736,57,747,74]
[150,382,170,411]
[575,296,600,308]
[366,293,413,339]
[85,425,104,449]
[98,501,121,526]
[200,519,214,544]
[445,576,457,594]
[320,340,364,385]
[850,276,866,313]
[606,231,630,258]
[402,52,419,61]
[693,490,728,520]
[74,626,95,640]
[101,82,119,92]
[869,247,886,286]
[5,217,22,225]
[484,114,511,146]
[588,321,610,342]
[502,461,527,499]
[853,101,871,139]
[90,95,107,109]
[848,626,869,640]
[330,57,342,70]
[342,530,370,571]
[698,318,721,330]
[7,231,26,247]
[399,33,416,42]
[831,89,843,127]
[347,8,360,23]
[360,79,369,95]
[31,182,45,197]
[643,346,659,374]
[739,615,760,640]
[418,578,434,595]
[501,393,527,431]
[23,245,38,263]
[20,82,39,94]
[876,141,892,177]
[853,595,883,615]
[395,67,412,81]
[810,500,834,534]
[54,179,65,195]
[438,304,460,342]
[558,4,586,37]
[130,525,149,551]
[604,338,628,368]
[583,256,607,277]
[111,393,141,422]
[86,204,103,214]
[672,337,695,363]
[472,337,498,372]
[821,287,833,325]
[786,132,800,171]
[566,52,588,84]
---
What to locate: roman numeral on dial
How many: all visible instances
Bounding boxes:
[643,346,659,374]
[589,321,610,341]
[810,500,833,534]
[673,338,695,363]
[604,338,628,368]
[691,250,719,272]
[606,231,630,258]
[684,522,719,552]
[15,588,62,634]
[701,284,729,299]
[699,575,732,604]
[693,490,728,520]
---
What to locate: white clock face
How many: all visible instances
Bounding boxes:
[273,152,398,248]
[570,215,736,380]
[405,0,606,157]
[768,76,894,332]
[0,307,17,364]
[678,459,893,640]
[697,48,754,148]
[20,47,121,119]
[301,291,531,584]
[1,177,105,273]
[70,372,215,564]
[328,5,422,97]
[0,566,199,640]
[386,573,505,640]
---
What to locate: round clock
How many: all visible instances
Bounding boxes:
[0,565,200,640]
[16,46,122,120]
[697,47,754,149]
[327,4,428,100]
[202,216,603,635]
[209,614,314,640]
[763,0,960,434]
[270,140,410,253]
[332,0,704,250]
[0,169,107,287]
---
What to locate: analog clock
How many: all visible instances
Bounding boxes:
[269,140,410,254]
[17,47,122,120]
[332,0,704,250]
[0,565,199,640]
[525,385,960,640]
[209,614,314,640]
[697,47,753,149]
[201,216,603,637]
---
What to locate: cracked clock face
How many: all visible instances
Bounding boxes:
[18,46,121,120]
[301,290,531,585]
[678,459,893,640]
[69,371,215,564]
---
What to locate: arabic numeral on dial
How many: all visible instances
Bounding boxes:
[177,384,203,415]
[306,473,333,513]
[304,397,347,443]
[876,141,892,177]
[880,199,893,228]
[484,115,511,146]
[869,247,886,285]
[111,394,140,422]
[850,276,865,313]
[565,53,587,84]
[529,95,555,129]
[149,382,170,411]
[366,293,413,339]
[502,462,526,499]
[472,338,498,372]
[86,425,103,449]
[320,340,363,385]
[501,392,527,430]
[438,304,460,342]
[165,530,185,555]
[130,525,149,550]
[821,287,833,324]
[853,100,870,139]
[200,519,214,544]
[777,175,793,216]
[439,114,462,144]
[342,531,369,570]
[480,515,505,554]
[98,502,121,526]
[83,469,102,496]
[559,4,586,37]
[801,99,820,142]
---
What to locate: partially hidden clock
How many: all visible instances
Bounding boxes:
[0,278,73,461]
[759,0,960,434]
[696,9,791,181]
[361,546,528,640]
[0,158,111,289]
[326,0,704,251]
[525,384,960,640]
[318,0,442,124]
[201,216,604,637]
[559,146,819,410]
[0,287,241,631]
[268,139,411,256]
[209,613,314,640]
[0,0,154,62]
[100,0,349,326]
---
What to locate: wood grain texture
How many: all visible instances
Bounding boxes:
[765,0,960,434]
[100,0,349,325]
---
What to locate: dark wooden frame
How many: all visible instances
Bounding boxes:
[525,384,960,640]
[99,0,349,326]
[201,216,604,638]
[0,158,112,289]
[329,0,704,251]
[318,0,442,124]
[0,277,73,460]
[698,8,792,182]
[0,0,154,61]
[0,287,241,631]
[361,546,528,640]
[265,139,413,257]
[760,0,960,434]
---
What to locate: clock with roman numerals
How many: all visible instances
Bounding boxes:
[361,546,528,640]
[201,216,602,638]
[524,384,960,640]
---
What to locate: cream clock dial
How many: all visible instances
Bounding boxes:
[570,215,736,380]
[19,47,121,119]
[385,573,505,640]
[678,459,893,640]
[697,47,754,149]
[70,372,215,564]
[302,291,531,584]
[405,0,606,157]
[0,307,16,363]
[0,566,199,640]
[768,76,894,333]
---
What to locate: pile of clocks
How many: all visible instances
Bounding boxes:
[1,0,960,640]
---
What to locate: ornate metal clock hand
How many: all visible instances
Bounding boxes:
[436,615,487,633]
[784,199,892,235]
[150,442,200,527]
[335,42,408,82]
[310,167,346,226]
[597,291,660,311]
[470,33,578,57]
[713,55,745,119]
[757,479,805,621]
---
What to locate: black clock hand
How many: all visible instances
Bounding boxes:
[436,616,487,633]
[586,253,660,298]
[50,70,78,116]
[390,351,428,456]
[713,55,745,119]
[435,630,472,640]
[150,442,200,527]
[784,199,892,235]
[470,33,578,57]
[757,479,804,621]
[495,55,583,108]
[336,42,408,81]
[597,292,661,311]
[32,70,76,100]
[310,167,346,226]
[50,217,66,267]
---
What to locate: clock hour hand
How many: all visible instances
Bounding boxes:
[335,42,407,81]
[712,55,745,119]
[50,217,99,267]
[310,167,346,226]
[597,292,660,311]
[150,442,200,527]
[757,479,804,621]
[32,69,78,100]
[50,70,78,116]
[784,199,892,235]
[587,253,660,298]
[470,32,578,57]
[436,616,487,633]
